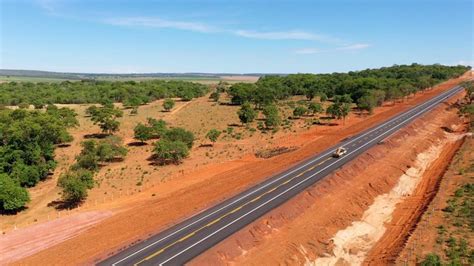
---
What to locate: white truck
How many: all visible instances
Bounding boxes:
[333,147,347,158]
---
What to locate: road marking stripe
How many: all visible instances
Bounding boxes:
[205,218,221,227]
[178,232,195,242]
[112,86,462,265]
[157,87,462,265]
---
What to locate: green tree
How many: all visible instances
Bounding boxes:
[308,102,323,115]
[95,136,128,162]
[134,123,153,143]
[420,253,442,266]
[147,118,168,138]
[326,103,341,119]
[228,83,257,105]
[153,140,189,164]
[326,102,351,124]
[206,129,221,145]
[293,106,308,118]
[163,127,195,148]
[319,92,328,102]
[210,91,220,102]
[237,102,257,124]
[181,91,194,101]
[46,105,79,128]
[386,87,403,103]
[163,98,175,111]
[357,94,377,114]
[263,104,281,129]
[123,97,142,109]
[0,174,30,211]
[88,104,123,135]
[461,81,474,103]
[58,173,88,203]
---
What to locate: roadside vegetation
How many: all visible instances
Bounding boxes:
[224,64,468,130]
[418,81,474,265]
[58,136,127,206]
[0,106,78,212]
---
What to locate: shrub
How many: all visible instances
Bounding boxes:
[153,140,189,164]
[420,253,442,266]
[163,127,195,148]
[237,102,257,124]
[0,174,30,211]
[206,129,221,145]
[58,174,88,203]
[134,123,153,143]
[293,106,308,118]
[210,91,220,102]
[95,136,128,162]
[87,104,123,134]
[263,104,281,129]
[163,98,175,111]
[147,118,168,138]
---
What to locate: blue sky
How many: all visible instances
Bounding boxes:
[1,0,472,73]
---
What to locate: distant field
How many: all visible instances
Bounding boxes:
[0,76,74,83]
[0,75,258,84]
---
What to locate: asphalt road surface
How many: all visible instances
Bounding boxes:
[99,85,463,266]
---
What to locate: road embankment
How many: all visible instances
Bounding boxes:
[190,88,467,265]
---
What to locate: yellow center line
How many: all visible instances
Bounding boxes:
[230,206,243,213]
[178,232,196,242]
[135,156,332,264]
[205,218,221,227]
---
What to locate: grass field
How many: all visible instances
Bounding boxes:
[0,75,258,84]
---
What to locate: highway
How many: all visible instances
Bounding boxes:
[99,85,463,266]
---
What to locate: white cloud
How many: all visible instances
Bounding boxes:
[36,0,59,14]
[104,17,216,33]
[295,43,371,55]
[455,60,473,66]
[233,30,341,43]
[294,48,321,54]
[335,43,370,51]
[104,19,344,44]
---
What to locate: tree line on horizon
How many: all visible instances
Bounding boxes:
[220,64,469,129]
[0,79,209,108]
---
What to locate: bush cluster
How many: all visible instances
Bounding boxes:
[0,106,77,211]
[58,136,127,204]
[133,118,195,164]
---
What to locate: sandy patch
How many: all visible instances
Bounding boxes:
[0,211,113,265]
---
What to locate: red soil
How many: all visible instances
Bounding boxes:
[191,86,467,266]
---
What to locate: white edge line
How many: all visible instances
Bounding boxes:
[158,86,461,265]
[112,86,460,265]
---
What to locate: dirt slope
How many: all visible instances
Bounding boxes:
[393,135,474,265]
[190,91,466,265]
